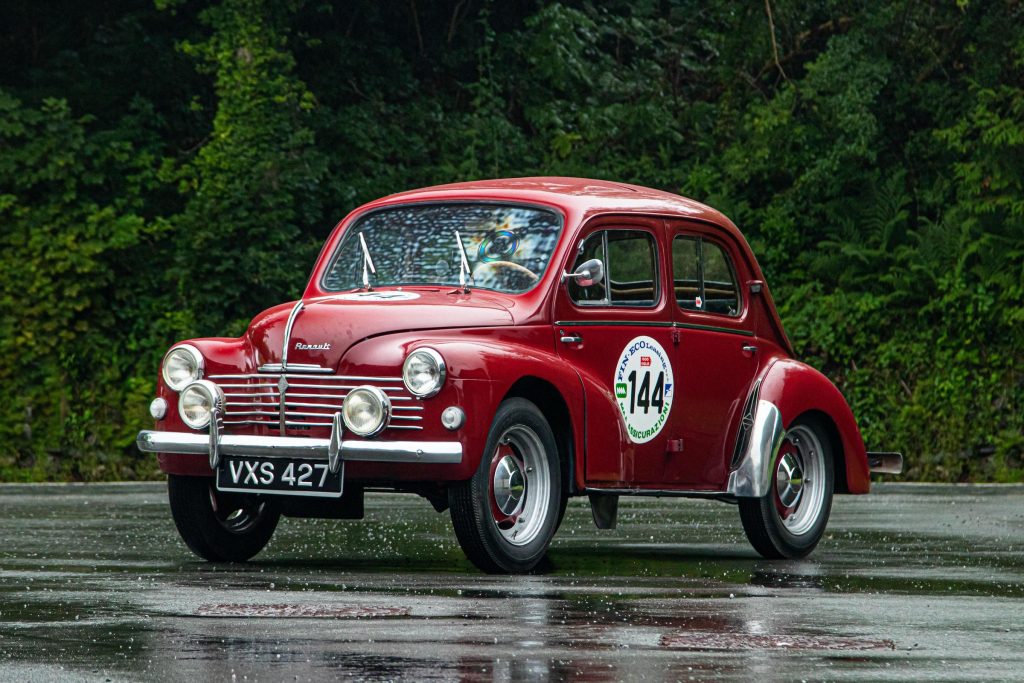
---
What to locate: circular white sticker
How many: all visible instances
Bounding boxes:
[614,336,674,443]
[335,291,421,302]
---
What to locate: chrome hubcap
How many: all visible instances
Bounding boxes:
[488,425,552,547]
[492,454,526,516]
[776,452,804,507]
[774,425,827,537]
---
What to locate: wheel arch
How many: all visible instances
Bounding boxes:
[503,376,577,496]
[758,359,869,494]
[790,408,850,494]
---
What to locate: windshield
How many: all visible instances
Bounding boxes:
[322,203,564,294]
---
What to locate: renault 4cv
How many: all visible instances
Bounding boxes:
[138,177,902,573]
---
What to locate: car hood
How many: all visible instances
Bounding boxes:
[246,289,514,370]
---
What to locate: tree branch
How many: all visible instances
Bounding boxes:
[764,0,789,83]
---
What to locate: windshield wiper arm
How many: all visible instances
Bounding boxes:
[454,230,473,293]
[358,232,376,291]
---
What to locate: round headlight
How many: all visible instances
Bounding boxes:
[342,386,391,437]
[178,380,223,430]
[162,345,204,392]
[402,348,446,398]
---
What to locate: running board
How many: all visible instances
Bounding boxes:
[867,452,904,474]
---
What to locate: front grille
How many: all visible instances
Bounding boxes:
[207,371,423,433]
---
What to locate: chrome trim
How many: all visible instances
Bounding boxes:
[209,405,223,469]
[339,439,461,463]
[206,371,419,434]
[277,375,288,436]
[162,344,204,392]
[137,430,462,464]
[280,300,305,370]
[402,348,446,398]
[342,386,392,437]
[868,451,904,474]
[210,373,404,382]
[257,362,333,374]
[328,413,343,473]
[726,399,785,498]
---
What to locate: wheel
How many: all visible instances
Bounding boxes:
[449,398,563,573]
[167,474,280,562]
[738,416,834,559]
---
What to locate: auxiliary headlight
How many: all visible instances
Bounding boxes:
[402,348,446,398]
[342,386,391,437]
[178,380,223,430]
[162,345,204,392]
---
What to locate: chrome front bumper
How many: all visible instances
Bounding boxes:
[137,430,463,466]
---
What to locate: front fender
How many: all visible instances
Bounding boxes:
[730,359,869,496]
[153,337,250,475]
[342,327,586,486]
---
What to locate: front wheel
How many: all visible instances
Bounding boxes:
[739,417,834,559]
[449,398,563,573]
[167,474,280,562]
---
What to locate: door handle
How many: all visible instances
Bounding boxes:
[560,334,583,344]
[742,344,758,354]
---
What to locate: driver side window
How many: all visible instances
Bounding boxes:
[569,230,659,307]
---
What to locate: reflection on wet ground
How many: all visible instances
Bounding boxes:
[0,483,1021,681]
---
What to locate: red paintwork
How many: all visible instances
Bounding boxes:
[153,177,869,496]
[757,358,871,494]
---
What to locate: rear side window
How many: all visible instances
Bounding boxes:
[672,236,741,316]
[569,230,659,307]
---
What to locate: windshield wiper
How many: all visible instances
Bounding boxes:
[358,232,376,291]
[454,230,473,294]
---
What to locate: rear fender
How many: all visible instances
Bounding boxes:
[728,359,869,497]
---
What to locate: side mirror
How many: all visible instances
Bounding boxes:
[564,258,604,288]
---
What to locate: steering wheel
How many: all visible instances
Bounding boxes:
[472,260,540,287]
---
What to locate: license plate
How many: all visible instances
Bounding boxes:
[216,456,343,498]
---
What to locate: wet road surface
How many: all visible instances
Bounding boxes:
[0,483,1021,681]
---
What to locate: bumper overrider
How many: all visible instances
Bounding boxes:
[138,407,463,473]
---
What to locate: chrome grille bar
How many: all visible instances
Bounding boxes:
[209,369,422,432]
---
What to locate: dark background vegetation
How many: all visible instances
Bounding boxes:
[0,0,1021,482]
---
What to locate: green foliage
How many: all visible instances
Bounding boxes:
[0,0,1021,481]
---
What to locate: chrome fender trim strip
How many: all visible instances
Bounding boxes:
[137,430,462,464]
[726,399,785,498]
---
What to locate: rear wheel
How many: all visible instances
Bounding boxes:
[739,417,834,559]
[168,474,280,562]
[449,398,563,573]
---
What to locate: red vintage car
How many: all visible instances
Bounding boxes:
[138,178,902,573]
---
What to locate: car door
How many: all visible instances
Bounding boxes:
[665,222,760,489]
[554,217,680,486]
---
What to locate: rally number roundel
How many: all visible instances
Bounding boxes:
[614,336,674,444]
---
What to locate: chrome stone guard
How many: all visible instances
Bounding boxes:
[138,406,463,473]
[726,399,786,498]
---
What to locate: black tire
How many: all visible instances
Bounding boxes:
[739,416,835,559]
[449,398,563,573]
[167,474,280,562]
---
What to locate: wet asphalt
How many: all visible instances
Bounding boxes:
[0,482,1021,682]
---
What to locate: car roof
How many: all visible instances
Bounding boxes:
[336,177,793,355]
[370,176,739,235]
